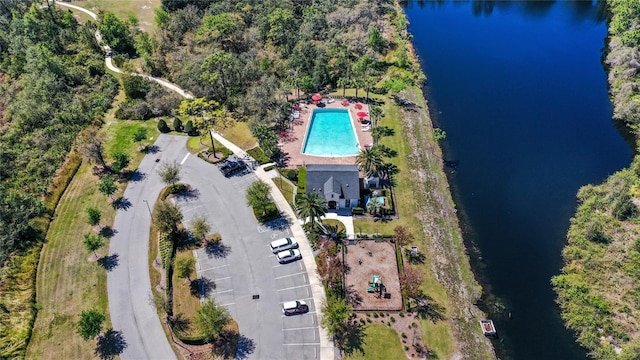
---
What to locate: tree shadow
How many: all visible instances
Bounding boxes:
[98,254,119,272]
[205,242,232,259]
[264,217,292,231]
[175,230,200,251]
[235,334,256,360]
[375,144,397,158]
[190,277,216,297]
[112,197,132,210]
[336,319,366,356]
[95,328,127,360]
[173,188,200,201]
[405,249,426,265]
[414,296,447,323]
[344,285,363,307]
[99,226,117,238]
[128,169,146,182]
[168,313,192,333]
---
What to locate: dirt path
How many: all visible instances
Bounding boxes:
[400,88,496,359]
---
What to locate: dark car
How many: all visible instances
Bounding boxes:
[221,160,246,177]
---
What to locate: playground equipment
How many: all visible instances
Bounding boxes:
[367,274,382,293]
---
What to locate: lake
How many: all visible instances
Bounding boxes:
[402,1,632,358]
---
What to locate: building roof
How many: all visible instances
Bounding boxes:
[306,164,360,200]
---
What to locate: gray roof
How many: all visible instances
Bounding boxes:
[306,164,360,200]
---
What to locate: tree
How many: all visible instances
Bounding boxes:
[184,120,195,135]
[87,207,101,227]
[295,192,328,229]
[369,106,383,127]
[133,127,147,141]
[366,198,384,217]
[175,256,195,281]
[83,233,104,257]
[121,74,150,100]
[400,266,423,301]
[320,296,351,337]
[355,147,383,178]
[196,299,231,342]
[246,180,272,216]
[77,309,105,340]
[337,77,350,98]
[77,129,109,171]
[251,125,279,160]
[173,118,183,132]
[393,225,414,247]
[158,160,181,186]
[111,150,130,172]
[157,119,170,133]
[190,216,210,242]
[152,200,183,234]
[99,12,135,54]
[368,27,386,53]
[98,176,117,200]
[0,186,45,265]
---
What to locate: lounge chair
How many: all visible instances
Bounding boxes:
[327,96,335,104]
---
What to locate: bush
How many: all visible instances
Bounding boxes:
[401,332,407,338]
[390,316,396,323]
[133,127,147,142]
[184,120,195,135]
[158,119,170,133]
[247,147,270,164]
[263,165,275,172]
[352,207,364,215]
[115,99,152,120]
[173,118,183,132]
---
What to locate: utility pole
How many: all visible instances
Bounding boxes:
[142,199,152,217]
[204,111,217,158]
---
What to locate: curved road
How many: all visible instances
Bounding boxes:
[54,2,331,359]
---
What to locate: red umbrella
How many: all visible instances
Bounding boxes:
[341,100,349,106]
[357,111,368,118]
[354,103,363,110]
[312,94,322,101]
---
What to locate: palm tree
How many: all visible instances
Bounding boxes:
[337,77,350,98]
[246,180,272,216]
[355,147,384,178]
[295,192,328,229]
[369,106,383,127]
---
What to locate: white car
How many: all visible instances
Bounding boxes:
[282,300,308,315]
[270,237,298,253]
[276,249,301,264]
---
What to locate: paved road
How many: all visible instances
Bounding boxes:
[108,135,187,359]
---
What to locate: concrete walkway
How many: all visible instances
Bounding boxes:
[213,133,335,360]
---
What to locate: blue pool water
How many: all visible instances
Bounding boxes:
[302,109,359,156]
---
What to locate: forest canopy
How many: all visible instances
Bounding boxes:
[0,2,118,264]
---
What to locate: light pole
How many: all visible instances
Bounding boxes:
[203,111,217,159]
[142,199,152,217]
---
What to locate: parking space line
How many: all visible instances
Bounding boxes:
[282,343,320,346]
[281,311,316,318]
[211,289,233,294]
[282,326,318,331]
[274,272,307,280]
[180,153,189,164]
[197,264,228,273]
[277,284,310,292]
[215,276,232,281]
[219,302,235,307]
[280,297,314,303]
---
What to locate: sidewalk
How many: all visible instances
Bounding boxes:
[213,132,335,360]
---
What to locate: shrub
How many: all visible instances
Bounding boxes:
[399,312,404,317]
[404,345,409,351]
[133,127,147,142]
[159,232,174,269]
[390,316,396,323]
[352,207,364,215]
[184,120,195,135]
[173,118,183,132]
[401,332,407,338]
[263,165,275,172]
[158,119,170,133]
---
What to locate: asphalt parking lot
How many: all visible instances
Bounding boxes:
[172,154,320,359]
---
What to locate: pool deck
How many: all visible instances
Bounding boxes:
[279,100,373,168]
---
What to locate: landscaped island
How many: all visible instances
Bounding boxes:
[553,0,640,358]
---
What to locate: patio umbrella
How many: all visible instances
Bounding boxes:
[357,111,368,118]
[354,103,363,110]
[312,94,322,101]
[341,100,349,106]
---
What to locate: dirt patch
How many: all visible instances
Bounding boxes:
[344,240,402,311]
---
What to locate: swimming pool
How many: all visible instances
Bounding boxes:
[302,109,360,156]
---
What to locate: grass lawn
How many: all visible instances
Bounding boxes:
[272,177,294,205]
[344,324,405,360]
[73,0,161,32]
[349,96,455,357]
[27,90,163,358]
[219,121,256,150]
[171,251,201,337]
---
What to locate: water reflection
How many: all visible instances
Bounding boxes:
[402,0,606,23]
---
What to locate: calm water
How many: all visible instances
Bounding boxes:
[303,109,359,156]
[403,1,632,359]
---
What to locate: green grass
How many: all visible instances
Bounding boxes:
[343,324,405,360]
[104,119,159,159]
[172,251,201,337]
[74,0,161,32]
[219,121,257,150]
[272,177,294,205]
